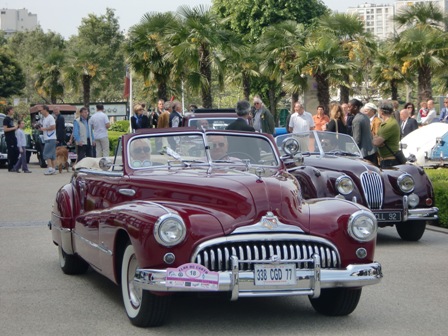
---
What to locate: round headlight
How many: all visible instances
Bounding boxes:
[336,175,354,195]
[282,137,300,155]
[154,214,186,247]
[398,174,415,193]
[348,210,377,242]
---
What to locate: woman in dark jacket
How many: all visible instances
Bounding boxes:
[131,103,150,132]
[326,104,348,135]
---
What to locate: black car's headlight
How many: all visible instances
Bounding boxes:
[348,210,377,242]
[397,173,415,193]
[335,175,354,195]
[154,214,186,247]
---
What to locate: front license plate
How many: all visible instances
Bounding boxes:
[254,264,296,286]
[374,211,402,222]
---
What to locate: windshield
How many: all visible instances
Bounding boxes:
[188,117,237,130]
[276,131,362,157]
[127,132,279,169]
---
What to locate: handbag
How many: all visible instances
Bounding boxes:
[384,143,407,164]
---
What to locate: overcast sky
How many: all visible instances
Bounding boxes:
[0,0,394,39]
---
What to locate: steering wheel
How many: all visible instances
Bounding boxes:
[217,152,256,162]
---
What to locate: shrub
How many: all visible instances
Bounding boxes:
[425,168,448,228]
[108,131,126,155]
[110,120,130,132]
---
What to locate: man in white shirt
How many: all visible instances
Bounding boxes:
[89,104,111,157]
[40,105,57,175]
[421,99,437,125]
[288,102,315,151]
[288,102,315,133]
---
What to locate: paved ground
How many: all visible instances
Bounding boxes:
[0,155,72,226]
[1,154,447,335]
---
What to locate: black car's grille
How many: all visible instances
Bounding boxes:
[360,171,383,209]
[192,236,340,271]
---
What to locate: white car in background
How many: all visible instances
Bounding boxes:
[400,122,448,167]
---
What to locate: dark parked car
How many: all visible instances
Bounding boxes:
[182,108,237,129]
[29,104,77,167]
[276,131,438,241]
[50,128,382,327]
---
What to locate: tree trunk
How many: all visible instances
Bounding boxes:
[157,82,167,102]
[200,44,213,108]
[291,92,299,112]
[418,65,432,103]
[82,74,91,108]
[242,72,251,101]
[315,73,330,112]
[339,84,349,104]
[390,79,398,101]
[268,81,277,124]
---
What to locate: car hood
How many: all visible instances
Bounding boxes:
[303,155,381,176]
[131,168,308,234]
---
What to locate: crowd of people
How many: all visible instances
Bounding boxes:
[284,97,447,168]
[2,96,447,173]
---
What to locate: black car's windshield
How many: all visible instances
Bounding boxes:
[276,131,362,157]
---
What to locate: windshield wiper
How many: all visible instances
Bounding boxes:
[326,150,360,157]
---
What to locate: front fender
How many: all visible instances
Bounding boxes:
[306,198,377,267]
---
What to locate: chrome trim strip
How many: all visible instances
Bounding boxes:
[118,188,136,196]
[232,214,305,235]
[78,169,123,177]
[73,231,113,256]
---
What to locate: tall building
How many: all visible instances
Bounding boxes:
[347,3,395,40]
[0,8,38,36]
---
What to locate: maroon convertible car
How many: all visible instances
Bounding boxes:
[50,128,382,327]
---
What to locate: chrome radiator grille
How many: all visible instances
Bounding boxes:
[192,237,340,271]
[360,171,383,209]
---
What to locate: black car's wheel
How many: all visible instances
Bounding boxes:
[309,288,362,316]
[396,221,427,241]
[58,246,89,275]
[121,242,171,327]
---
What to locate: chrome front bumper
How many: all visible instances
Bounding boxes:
[407,207,439,221]
[134,255,382,301]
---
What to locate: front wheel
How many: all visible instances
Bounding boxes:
[121,242,171,327]
[309,288,362,316]
[58,246,89,275]
[396,221,427,241]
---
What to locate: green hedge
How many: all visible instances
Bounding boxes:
[425,168,448,228]
[108,131,127,155]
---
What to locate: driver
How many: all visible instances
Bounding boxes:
[130,139,152,168]
[197,119,210,130]
[208,135,228,160]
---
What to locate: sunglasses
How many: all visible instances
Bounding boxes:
[211,142,225,149]
[133,146,150,154]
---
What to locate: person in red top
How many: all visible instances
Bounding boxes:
[312,105,330,131]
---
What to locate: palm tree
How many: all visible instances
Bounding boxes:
[318,13,375,103]
[167,5,238,108]
[126,12,178,101]
[293,30,352,110]
[64,42,102,107]
[371,39,408,101]
[393,2,448,102]
[34,49,65,103]
[258,21,307,112]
